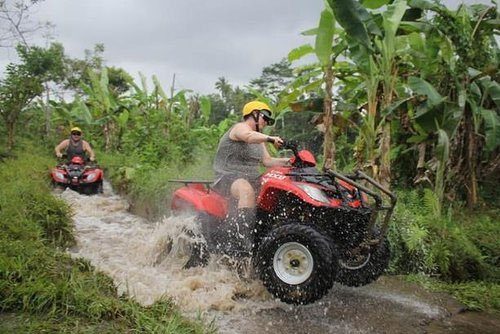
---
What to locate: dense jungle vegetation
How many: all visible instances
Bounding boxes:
[1,0,499,331]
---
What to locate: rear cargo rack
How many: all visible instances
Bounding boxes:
[168,179,214,193]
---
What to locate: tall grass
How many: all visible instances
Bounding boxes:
[387,189,499,311]
[388,189,498,281]
[0,149,211,333]
[101,146,216,219]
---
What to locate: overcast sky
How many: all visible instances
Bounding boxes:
[0,0,492,95]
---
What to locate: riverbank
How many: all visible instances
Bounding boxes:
[0,152,209,333]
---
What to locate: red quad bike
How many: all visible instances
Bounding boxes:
[51,156,104,195]
[170,140,396,305]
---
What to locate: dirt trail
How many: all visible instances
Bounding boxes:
[59,184,499,334]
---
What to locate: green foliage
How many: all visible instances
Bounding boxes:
[0,62,44,150]
[326,0,372,50]
[0,0,498,323]
[101,145,217,220]
[388,189,499,282]
[315,9,336,66]
[406,274,500,312]
[0,151,74,248]
[16,43,66,83]
[0,147,209,333]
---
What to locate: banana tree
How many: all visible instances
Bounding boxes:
[376,0,408,188]
[282,5,348,170]
[405,0,500,207]
[316,8,337,170]
[82,68,130,151]
[327,0,408,188]
[51,96,94,128]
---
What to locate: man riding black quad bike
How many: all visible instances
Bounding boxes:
[170,140,396,305]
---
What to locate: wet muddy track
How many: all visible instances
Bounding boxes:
[212,277,500,334]
[59,184,499,334]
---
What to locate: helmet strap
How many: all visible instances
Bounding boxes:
[251,111,260,133]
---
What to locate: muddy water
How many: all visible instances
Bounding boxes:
[59,183,499,334]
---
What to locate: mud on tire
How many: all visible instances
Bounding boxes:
[255,224,337,305]
[336,237,390,287]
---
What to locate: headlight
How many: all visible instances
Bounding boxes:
[55,171,65,181]
[85,173,96,182]
[295,183,330,204]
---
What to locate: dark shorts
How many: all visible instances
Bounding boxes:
[212,174,260,198]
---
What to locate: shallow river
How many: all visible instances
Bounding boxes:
[58,183,499,334]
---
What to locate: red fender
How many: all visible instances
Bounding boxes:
[171,184,227,218]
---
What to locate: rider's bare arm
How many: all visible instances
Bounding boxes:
[261,144,290,167]
[54,139,69,157]
[82,141,96,161]
[230,123,282,145]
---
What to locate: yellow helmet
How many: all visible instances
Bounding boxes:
[242,101,271,117]
[70,127,82,133]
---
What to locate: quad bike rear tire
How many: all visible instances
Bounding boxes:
[336,237,390,287]
[154,226,209,269]
[255,223,337,305]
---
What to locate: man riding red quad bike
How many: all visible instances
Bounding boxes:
[170,140,396,305]
[51,155,104,195]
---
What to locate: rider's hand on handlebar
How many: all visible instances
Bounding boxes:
[267,136,284,149]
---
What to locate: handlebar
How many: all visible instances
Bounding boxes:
[56,154,97,166]
[281,139,299,151]
[280,139,309,168]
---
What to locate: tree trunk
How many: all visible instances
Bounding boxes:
[464,107,478,208]
[322,65,336,170]
[413,142,430,186]
[44,82,51,138]
[378,121,391,189]
[104,122,111,152]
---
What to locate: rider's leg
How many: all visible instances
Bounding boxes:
[225,178,256,256]
[230,178,256,208]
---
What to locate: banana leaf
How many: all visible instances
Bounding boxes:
[326,0,373,50]
[288,44,314,62]
[481,109,500,152]
[316,9,336,66]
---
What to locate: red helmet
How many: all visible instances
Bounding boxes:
[71,156,85,165]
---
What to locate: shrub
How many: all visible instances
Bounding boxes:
[388,189,498,282]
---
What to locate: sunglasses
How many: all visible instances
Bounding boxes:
[71,132,82,136]
[259,110,275,126]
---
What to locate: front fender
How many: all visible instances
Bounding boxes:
[258,178,342,212]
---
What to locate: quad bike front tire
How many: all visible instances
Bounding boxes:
[255,223,337,305]
[80,182,102,195]
[336,236,390,287]
[96,181,103,194]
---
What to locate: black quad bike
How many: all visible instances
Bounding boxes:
[170,140,396,305]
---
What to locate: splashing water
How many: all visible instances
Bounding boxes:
[57,182,479,334]
[58,182,272,314]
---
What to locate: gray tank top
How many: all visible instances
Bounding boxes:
[66,138,85,160]
[213,127,263,181]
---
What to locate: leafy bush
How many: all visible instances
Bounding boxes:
[407,274,500,312]
[388,189,499,282]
